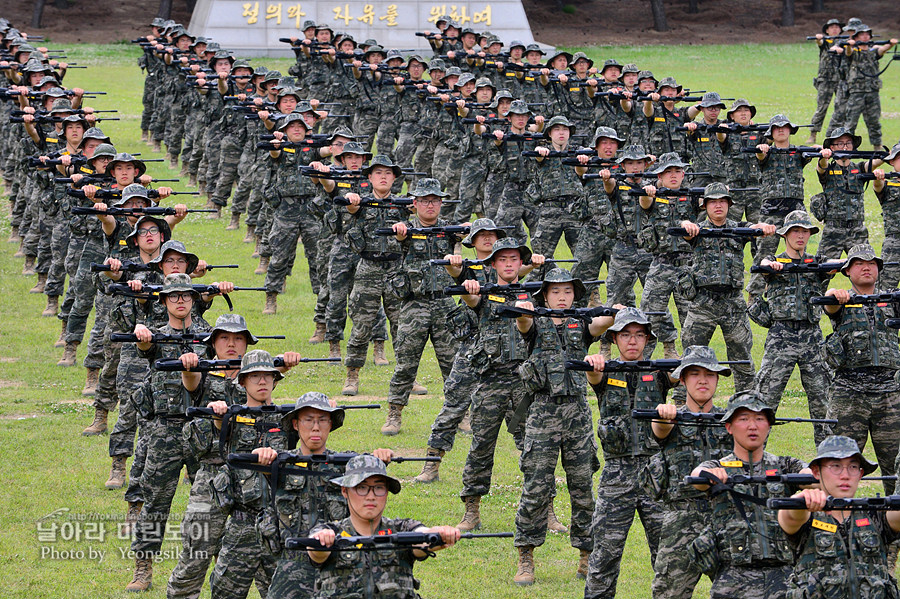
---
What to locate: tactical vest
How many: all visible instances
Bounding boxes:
[691,218,747,290]
[877,182,900,237]
[825,298,900,370]
[764,253,828,323]
[325,177,370,236]
[314,517,421,599]
[814,160,867,223]
[643,191,698,255]
[610,181,647,246]
[708,452,797,566]
[398,81,426,123]
[346,198,407,257]
[139,323,212,418]
[273,452,348,541]
[530,148,584,202]
[847,47,883,92]
[401,217,458,297]
[550,75,594,123]
[759,148,808,210]
[107,217,136,259]
[690,121,727,177]
[817,44,844,82]
[327,61,357,103]
[520,317,588,398]
[647,104,688,159]
[596,371,666,459]
[583,178,618,240]
[520,71,546,106]
[460,107,494,158]
[273,144,317,199]
[788,512,897,599]
[496,131,535,184]
[594,95,632,140]
[221,410,288,511]
[184,372,246,463]
[469,293,531,374]
[722,130,762,186]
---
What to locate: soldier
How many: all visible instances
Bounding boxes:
[511,270,615,585]
[456,76,497,222]
[584,308,671,599]
[811,127,879,260]
[643,77,691,161]
[690,392,809,599]
[823,244,900,495]
[806,19,847,144]
[683,92,727,187]
[837,25,897,149]
[307,455,460,597]
[646,346,733,599]
[380,178,461,435]
[720,99,763,226]
[543,52,597,137]
[679,182,776,393]
[779,436,900,599]
[873,142,900,288]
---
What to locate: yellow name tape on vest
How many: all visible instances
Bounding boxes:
[699,137,710,142]
[282,148,296,153]
[470,264,483,270]
[654,117,666,122]
[888,182,900,187]
[607,378,627,388]
[337,182,351,188]
[119,240,127,246]
[656,198,669,204]
[411,234,427,239]
[235,415,256,424]
[845,304,863,308]
[487,295,506,303]
[720,460,743,467]
[777,257,792,263]
[812,519,838,533]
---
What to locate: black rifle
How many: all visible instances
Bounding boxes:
[374,225,472,236]
[631,409,837,426]
[56,176,178,185]
[667,227,763,239]
[226,450,436,475]
[685,473,820,486]
[807,35,850,40]
[750,261,846,274]
[429,254,566,267]
[768,496,900,511]
[111,333,284,344]
[561,157,618,167]
[521,149,594,158]
[444,281,542,296]
[157,357,340,371]
[676,123,812,134]
[855,172,900,181]
[811,291,900,306]
[740,146,821,154]
[285,531,513,551]
[92,262,237,273]
[802,150,887,159]
[566,359,749,372]
[499,304,662,322]
[71,205,211,216]
[333,196,415,208]
[485,132,544,142]
[626,186,757,197]
[108,283,266,311]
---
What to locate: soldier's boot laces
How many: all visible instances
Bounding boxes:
[547,502,569,533]
[43,295,60,318]
[255,256,269,275]
[82,407,108,436]
[106,457,127,489]
[57,341,79,367]
[125,557,153,592]
[124,500,142,532]
[576,549,590,579]
[458,410,472,434]
[243,225,256,244]
[342,367,360,396]
[514,546,535,586]
[457,496,481,532]
[328,340,342,362]
[82,368,100,397]
[263,292,277,315]
[22,255,36,275]
[54,322,66,347]
[411,380,428,395]
[413,447,444,483]
[30,272,47,294]
[381,404,403,436]
[225,212,241,230]
[663,341,681,360]
[308,322,326,344]
[372,340,389,366]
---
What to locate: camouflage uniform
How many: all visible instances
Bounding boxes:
[811,155,869,260]
[876,147,900,288]
[842,37,887,147]
[645,81,690,162]
[720,101,762,224]
[490,103,540,240]
[393,58,429,190]
[685,93,729,188]
[809,27,847,135]
[456,82,496,222]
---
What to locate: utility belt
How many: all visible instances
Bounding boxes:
[761,198,803,218]
[230,508,260,523]
[697,286,742,299]
[360,251,402,264]
[414,290,448,301]
[536,194,579,204]
[773,319,818,331]
[824,218,864,228]
[721,558,789,569]
[654,251,693,267]
[153,414,191,425]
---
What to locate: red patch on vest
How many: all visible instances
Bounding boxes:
[567,323,579,329]
[856,518,870,527]
[877,303,888,307]
[678,196,688,202]
[749,136,757,140]
[766,469,778,476]
[517,294,528,300]
[804,258,815,263]
[851,169,859,174]
[268,428,281,433]
[378,529,393,535]
[302,147,310,152]
[642,374,654,382]
[362,182,370,187]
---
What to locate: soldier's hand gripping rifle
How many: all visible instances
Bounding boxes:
[111,333,285,344]
[811,291,900,306]
[768,495,900,511]
[564,359,750,372]
[498,301,652,323]
[667,226,764,239]
[284,531,513,552]
[751,260,846,274]
[226,449,436,476]
[332,196,415,209]
[631,409,836,427]
[92,262,238,273]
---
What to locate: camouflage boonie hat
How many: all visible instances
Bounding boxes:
[125,215,171,249]
[60,114,88,130]
[190,36,209,48]
[698,91,726,109]
[277,112,312,131]
[114,183,152,207]
[230,59,254,75]
[616,144,652,163]
[507,99,532,115]
[150,240,200,274]
[537,268,586,304]
[590,126,625,147]
[475,76,496,91]
[699,182,732,205]
[238,349,284,381]
[822,126,861,150]
[36,75,59,88]
[23,58,50,73]
[884,142,900,163]
[843,17,863,31]
[809,435,878,475]
[721,391,775,425]
[328,126,355,143]
[492,90,514,107]
[841,243,883,273]
[545,49,572,67]
[89,143,117,161]
[385,48,403,62]
[544,115,577,138]
[315,23,335,34]
[262,70,282,84]
[652,151,690,174]
[671,345,732,379]
[509,40,527,51]
[455,72,476,88]
[822,18,844,33]
[202,313,259,345]
[204,42,222,53]
[276,76,298,89]
[637,70,658,85]
[462,217,507,248]
[208,50,235,70]
[444,20,462,31]
[600,58,623,73]
[49,98,73,114]
[107,152,147,177]
[726,98,756,119]
[765,114,799,136]
[657,76,682,93]
[363,154,402,178]
[276,88,302,103]
[604,307,655,342]
[485,236,532,265]
[150,17,167,27]
[330,454,401,493]
[294,100,318,115]
[43,86,67,99]
[78,127,111,148]
[14,43,35,56]
[428,58,447,72]
[777,210,819,236]
[620,63,639,77]
[157,272,199,303]
[301,19,317,30]
[337,141,372,161]
[484,35,503,47]
[252,65,268,78]
[852,24,872,37]
[363,45,385,60]
[525,43,545,56]
[571,51,594,69]
[444,66,463,78]
[361,38,378,47]
[281,391,345,430]
[409,177,449,198]
[460,27,477,37]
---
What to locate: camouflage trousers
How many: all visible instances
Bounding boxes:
[810,78,841,133]
[710,564,790,599]
[727,188,761,232]
[494,180,539,242]
[681,289,756,393]
[481,171,505,220]
[650,507,710,599]
[352,109,380,154]
[140,76,155,131]
[584,456,663,599]
[65,235,105,349]
[828,380,900,495]
[203,134,223,197]
[843,90,883,148]
[257,202,275,258]
[166,463,227,599]
[164,103,187,161]
[413,133,437,178]
[345,259,401,369]
[180,112,203,173]
[21,180,40,257]
[816,220,868,261]
[386,297,457,407]
[747,208,802,298]
[124,420,149,504]
[268,551,317,599]
[263,197,321,296]
[59,234,86,322]
[515,395,598,551]
[83,287,115,371]
[211,133,244,208]
[376,119,400,157]
[186,118,208,178]
[92,331,121,412]
[230,152,261,216]
[572,225,614,306]
[110,343,150,458]
[325,237,388,342]
[427,339,476,452]
[882,236,900,289]
[830,82,850,133]
[456,155,488,222]
[209,511,275,599]
[44,214,70,298]
[460,368,526,498]
[606,242,653,307]
[640,254,693,347]
[433,146,462,205]
[755,321,832,444]
[529,201,584,281]
[150,90,172,142]
[132,419,196,555]
[393,122,421,193]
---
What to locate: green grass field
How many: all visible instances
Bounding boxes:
[0,41,898,598]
